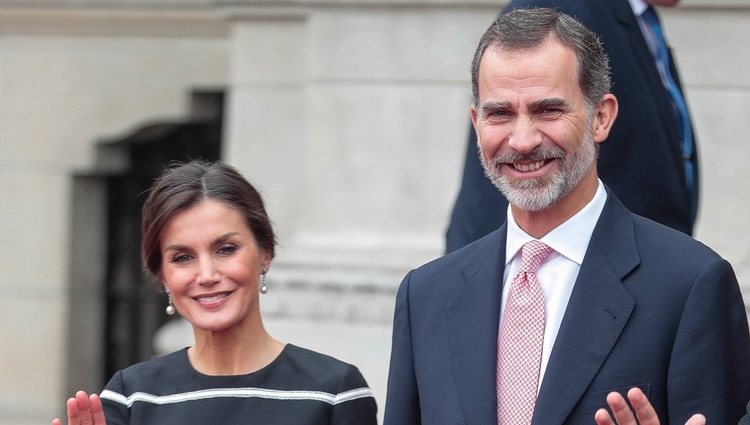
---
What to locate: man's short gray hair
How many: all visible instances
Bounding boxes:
[470,8,611,108]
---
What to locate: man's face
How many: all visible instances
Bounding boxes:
[471,39,602,212]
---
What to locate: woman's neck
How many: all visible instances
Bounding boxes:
[187,323,284,376]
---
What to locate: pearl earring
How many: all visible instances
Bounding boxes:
[165,290,176,316]
[260,268,268,294]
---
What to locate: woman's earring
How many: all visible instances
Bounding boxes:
[165,289,176,316]
[260,268,268,294]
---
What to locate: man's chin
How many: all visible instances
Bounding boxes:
[496,180,564,212]
[505,193,560,212]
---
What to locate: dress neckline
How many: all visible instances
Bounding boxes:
[179,343,292,378]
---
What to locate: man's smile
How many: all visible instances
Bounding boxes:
[512,159,547,172]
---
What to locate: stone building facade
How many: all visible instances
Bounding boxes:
[1,1,749,423]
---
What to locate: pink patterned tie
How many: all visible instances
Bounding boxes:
[497,240,554,425]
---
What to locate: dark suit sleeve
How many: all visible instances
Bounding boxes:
[667,257,750,424]
[330,365,378,425]
[383,271,422,425]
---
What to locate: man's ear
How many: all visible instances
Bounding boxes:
[592,94,618,144]
[470,104,482,145]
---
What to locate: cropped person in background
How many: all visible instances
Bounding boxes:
[53,160,377,425]
[446,0,699,253]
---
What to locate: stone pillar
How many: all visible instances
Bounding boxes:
[665,2,750,298]
[218,0,498,416]
[0,4,229,423]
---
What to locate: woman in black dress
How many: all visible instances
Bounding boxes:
[53,160,377,425]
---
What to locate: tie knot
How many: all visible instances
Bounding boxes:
[519,240,554,273]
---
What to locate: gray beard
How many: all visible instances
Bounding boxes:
[480,128,597,212]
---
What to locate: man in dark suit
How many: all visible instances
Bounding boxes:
[384,8,750,425]
[445,0,698,253]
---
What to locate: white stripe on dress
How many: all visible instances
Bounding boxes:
[100,386,374,408]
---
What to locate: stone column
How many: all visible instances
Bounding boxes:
[217,0,498,416]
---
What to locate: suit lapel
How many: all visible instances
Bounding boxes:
[532,192,639,424]
[447,227,507,425]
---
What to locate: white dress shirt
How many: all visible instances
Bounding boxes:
[500,180,607,391]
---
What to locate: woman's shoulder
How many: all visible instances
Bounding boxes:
[104,348,192,392]
[273,344,370,393]
[124,347,189,374]
[283,344,353,371]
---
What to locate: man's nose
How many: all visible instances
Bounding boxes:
[507,116,542,154]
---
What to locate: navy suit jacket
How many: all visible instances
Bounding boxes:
[385,191,750,425]
[446,0,699,252]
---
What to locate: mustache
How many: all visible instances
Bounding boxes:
[490,146,565,166]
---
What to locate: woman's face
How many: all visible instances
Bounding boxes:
[159,199,270,334]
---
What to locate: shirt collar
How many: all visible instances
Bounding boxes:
[505,179,607,266]
[629,0,649,16]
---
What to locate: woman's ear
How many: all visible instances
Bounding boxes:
[261,251,272,271]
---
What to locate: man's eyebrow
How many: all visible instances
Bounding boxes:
[480,101,513,114]
[529,98,568,110]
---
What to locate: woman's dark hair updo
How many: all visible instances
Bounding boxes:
[140,160,276,280]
